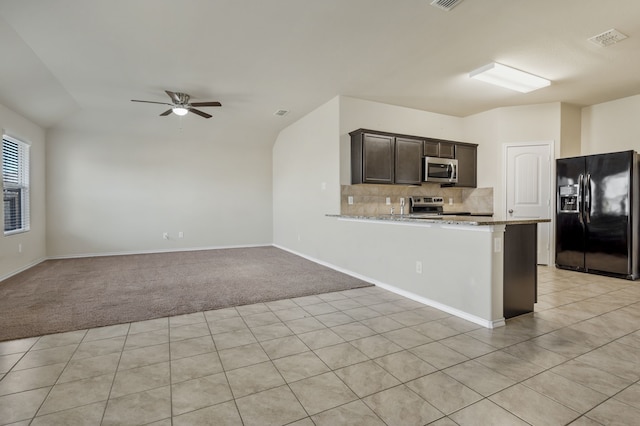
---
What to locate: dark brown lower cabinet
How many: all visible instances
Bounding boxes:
[503,223,537,319]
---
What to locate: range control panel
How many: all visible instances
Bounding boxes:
[410,196,444,206]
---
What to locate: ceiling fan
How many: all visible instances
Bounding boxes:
[131,90,221,118]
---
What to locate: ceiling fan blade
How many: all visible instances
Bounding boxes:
[189,108,212,119]
[160,109,172,116]
[165,90,181,104]
[131,99,173,106]
[190,101,222,107]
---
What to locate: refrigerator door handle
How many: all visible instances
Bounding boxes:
[585,173,592,223]
[578,174,584,225]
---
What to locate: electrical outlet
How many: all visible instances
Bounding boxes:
[348,196,354,205]
[321,182,327,191]
[18,243,22,253]
[386,197,391,205]
[449,198,453,205]
[494,237,502,252]
[163,232,169,240]
[416,261,423,274]
[178,231,184,238]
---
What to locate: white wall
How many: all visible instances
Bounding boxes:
[273,97,341,259]
[560,103,582,158]
[339,96,464,185]
[273,96,506,325]
[327,219,506,326]
[5,89,638,279]
[274,96,569,257]
[463,102,563,215]
[273,95,467,254]
[0,103,46,280]
[582,94,640,155]
[335,99,574,216]
[46,110,273,257]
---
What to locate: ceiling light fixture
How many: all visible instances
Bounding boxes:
[172,107,189,116]
[469,62,551,93]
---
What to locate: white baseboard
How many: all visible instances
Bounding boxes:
[373,280,506,329]
[273,244,505,329]
[0,257,47,282]
[46,243,272,260]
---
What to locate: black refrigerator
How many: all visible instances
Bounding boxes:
[556,150,639,280]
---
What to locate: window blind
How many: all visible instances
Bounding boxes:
[2,136,30,234]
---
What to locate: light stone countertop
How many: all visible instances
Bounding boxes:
[327,214,551,226]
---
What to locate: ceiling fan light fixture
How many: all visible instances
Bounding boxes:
[469,62,551,93]
[172,107,189,116]
[132,91,221,119]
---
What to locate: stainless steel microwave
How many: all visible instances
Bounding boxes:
[424,157,458,183]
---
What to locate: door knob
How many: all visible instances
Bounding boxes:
[508,209,514,214]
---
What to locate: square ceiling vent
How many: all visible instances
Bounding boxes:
[588,29,628,47]
[430,0,464,11]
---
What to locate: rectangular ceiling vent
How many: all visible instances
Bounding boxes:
[274,109,289,117]
[588,29,628,47]
[430,0,464,11]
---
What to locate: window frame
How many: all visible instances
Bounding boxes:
[2,135,30,235]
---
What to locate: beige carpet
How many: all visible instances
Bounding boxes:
[0,246,372,342]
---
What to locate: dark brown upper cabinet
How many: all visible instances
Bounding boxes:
[439,141,455,159]
[423,139,439,157]
[454,144,477,188]
[350,129,423,185]
[395,137,423,185]
[424,138,455,159]
[350,128,476,187]
[351,131,395,184]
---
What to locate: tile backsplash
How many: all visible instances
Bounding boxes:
[341,184,493,216]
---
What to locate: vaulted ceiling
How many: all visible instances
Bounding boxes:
[1,0,640,137]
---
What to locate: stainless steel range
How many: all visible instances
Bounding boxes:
[409,196,444,216]
[409,196,472,217]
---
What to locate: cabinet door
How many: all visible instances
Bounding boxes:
[439,142,455,159]
[424,140,439,157]
[455,144,477,187]
[362,133,395,184]
[395,138,423,185]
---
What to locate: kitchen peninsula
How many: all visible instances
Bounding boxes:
[327,213,550,328]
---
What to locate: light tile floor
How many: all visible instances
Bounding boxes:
[1,266,639,425]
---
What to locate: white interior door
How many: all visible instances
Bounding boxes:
[505,143,553,265]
